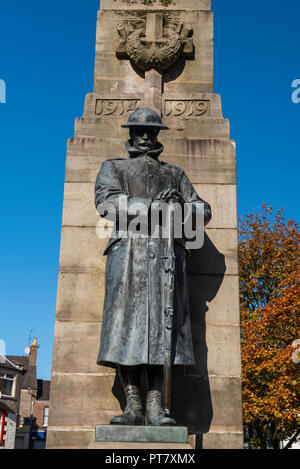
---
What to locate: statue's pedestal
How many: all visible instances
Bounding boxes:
[89,442,193,449]
[88,425,193,449]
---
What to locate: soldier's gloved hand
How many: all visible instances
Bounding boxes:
[156,189,185,208]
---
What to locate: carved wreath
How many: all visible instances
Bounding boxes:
[117,20,193,72]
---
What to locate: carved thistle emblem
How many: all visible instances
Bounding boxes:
[116,13,194,72]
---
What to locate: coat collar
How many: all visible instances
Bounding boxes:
[125,140,164,160]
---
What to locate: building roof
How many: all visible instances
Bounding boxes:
[36,380,51,401]
[0,355,25,373]
[6,356,37,390]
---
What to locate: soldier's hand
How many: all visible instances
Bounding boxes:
[156,189,184,206]
[156,189,171,201]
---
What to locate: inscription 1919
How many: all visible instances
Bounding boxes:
[165,99,210,117]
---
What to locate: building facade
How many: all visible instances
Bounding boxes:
[0,356,24,449]
[1,339,51,449]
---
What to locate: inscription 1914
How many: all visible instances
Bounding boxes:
[95,99,140,116]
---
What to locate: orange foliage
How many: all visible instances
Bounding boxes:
[239,205,300,445]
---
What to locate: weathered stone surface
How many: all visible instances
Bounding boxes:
[52,321,103,374]
[74,117,130,139]
[165,82,214,94]
[47,428,94,450]
[101,0,211,11]
[66,136,236,159]
[48,374,119,428]
[194,184,237,228]
[58,226,109,273]
[66,156,236,185]
[62,183,97,227]
[74,116,230,140]
[56,272,105,322]
[182,118,230,139]
[161,138,236,158]
[209,376,243,428]
[94,77,146,95]
[202,431,244,450]
[188,274,240,325]
[200,325,241,377]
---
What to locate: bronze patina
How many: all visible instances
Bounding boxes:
[95,108,212,426]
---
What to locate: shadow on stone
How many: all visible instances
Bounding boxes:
[111,233,226,437]
[172,233,226,434]
[163,58,188,85]
[112,372,126,413]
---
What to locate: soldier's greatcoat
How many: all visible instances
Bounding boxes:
[95,141,211,368]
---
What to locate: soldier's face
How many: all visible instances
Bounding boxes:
[131,127,159,153]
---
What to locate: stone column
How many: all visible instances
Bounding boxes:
[47,0,243,449]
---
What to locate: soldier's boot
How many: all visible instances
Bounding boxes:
[110,366,144,426]
[146,366,176,426]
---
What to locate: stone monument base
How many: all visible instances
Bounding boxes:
[95,425,188,443]
[89,425,193,449]
[89,442,193,449]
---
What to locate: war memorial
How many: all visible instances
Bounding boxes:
[47,0,243,450]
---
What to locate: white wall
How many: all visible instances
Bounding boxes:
[0,413,17,450]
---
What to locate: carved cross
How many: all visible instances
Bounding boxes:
[144,13,165,47]
[116,13,194,114]
[116,13,194,70]
[145,12,193,49]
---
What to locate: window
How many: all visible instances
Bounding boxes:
[43,406,49,427]
[0,372,16,397]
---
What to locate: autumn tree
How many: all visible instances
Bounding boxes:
[239,204,300,449]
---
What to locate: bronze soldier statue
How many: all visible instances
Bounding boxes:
[95,108,211,426]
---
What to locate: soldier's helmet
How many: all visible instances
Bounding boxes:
[121,108,169,130]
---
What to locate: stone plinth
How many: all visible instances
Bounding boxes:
[47,0,243,450]
[95,425,188,444]
[88,442,193,450]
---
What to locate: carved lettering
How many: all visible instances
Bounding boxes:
[165,100,210,117]
[95,99,140,116]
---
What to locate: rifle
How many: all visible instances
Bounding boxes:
[162,202,176,417]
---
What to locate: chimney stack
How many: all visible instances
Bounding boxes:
[29,338,38,364]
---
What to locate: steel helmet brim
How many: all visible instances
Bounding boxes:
[121,108,169,130]
[121,122,169,130]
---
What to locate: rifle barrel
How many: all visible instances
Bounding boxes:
[163,203,176,416]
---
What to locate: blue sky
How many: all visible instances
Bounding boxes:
[0,0,299,379]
